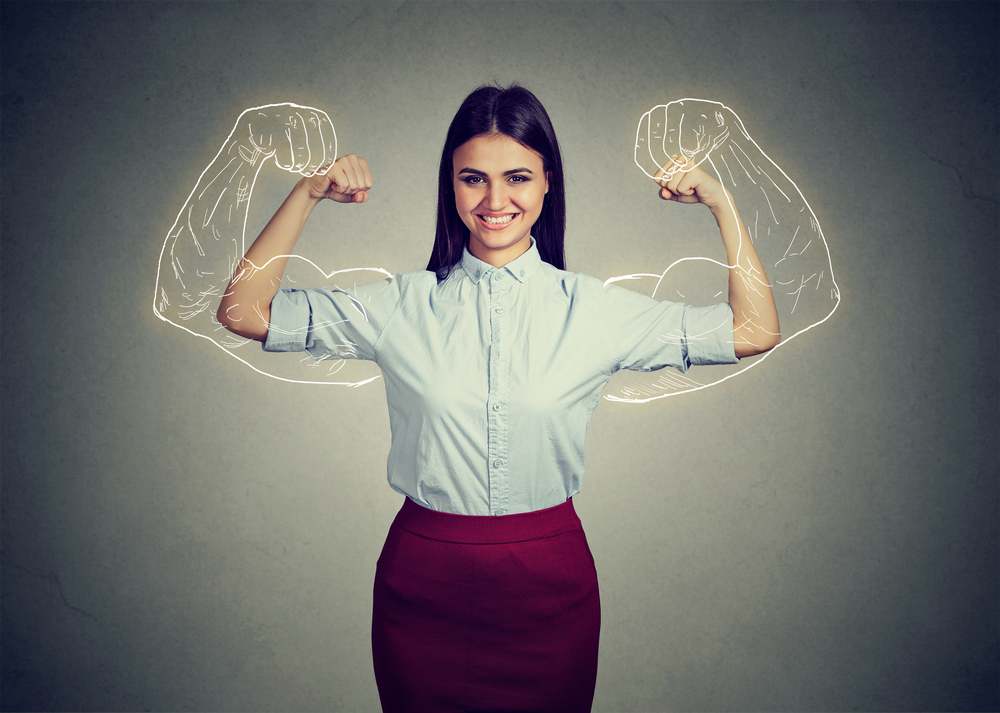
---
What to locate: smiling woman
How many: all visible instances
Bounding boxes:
[366,84,609,713]
[228,82,743,713]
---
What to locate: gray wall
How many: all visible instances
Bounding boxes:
[3,1,997,711]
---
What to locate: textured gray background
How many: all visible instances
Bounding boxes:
[2,1,997,711]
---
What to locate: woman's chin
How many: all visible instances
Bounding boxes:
[472,230,527,249]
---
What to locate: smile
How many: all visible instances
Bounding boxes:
[477,213,520,229]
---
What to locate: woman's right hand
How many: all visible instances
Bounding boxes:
[302,154,373,204]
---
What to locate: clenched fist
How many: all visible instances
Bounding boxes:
[302,153,374,204]
[653,152,731,210]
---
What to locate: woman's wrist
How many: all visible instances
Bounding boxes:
[294,177,323,207]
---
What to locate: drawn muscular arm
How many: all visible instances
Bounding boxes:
[604,100,839,403]
[153,103,337,336]
[635,99,839,359]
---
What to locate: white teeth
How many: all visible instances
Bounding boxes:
[481,214,516,224]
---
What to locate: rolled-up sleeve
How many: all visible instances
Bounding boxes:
[262,274,404,363]
[597,280,738,374]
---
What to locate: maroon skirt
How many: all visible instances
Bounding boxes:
[371,495,601,713]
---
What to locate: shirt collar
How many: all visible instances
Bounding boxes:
[460,235,542,284]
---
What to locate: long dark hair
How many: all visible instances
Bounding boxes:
[426,83,566,283]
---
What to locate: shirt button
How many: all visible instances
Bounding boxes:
[493,272,502,281]
[492,459,503,468]
[492,402,502,411]
[494,305,504,314]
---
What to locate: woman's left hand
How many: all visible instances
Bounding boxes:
[653,153,731,211]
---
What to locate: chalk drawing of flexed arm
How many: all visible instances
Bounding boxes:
[153,103,392,386]
[604,98,840,402]
[636,99,839,338]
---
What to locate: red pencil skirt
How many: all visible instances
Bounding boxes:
[371,495,601,713]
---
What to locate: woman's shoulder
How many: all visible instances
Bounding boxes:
[396,269,440,291]
[556,267,652,296]
[383,269,437,289]
[541,264,605,295]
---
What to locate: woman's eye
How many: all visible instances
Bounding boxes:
[461,175,529,185]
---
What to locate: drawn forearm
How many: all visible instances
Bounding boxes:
[155,140,263,323]
[708,133,838,342]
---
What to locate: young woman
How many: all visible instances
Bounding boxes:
[218,84,778,713]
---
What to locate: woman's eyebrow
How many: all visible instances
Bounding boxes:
[458,167,534,176]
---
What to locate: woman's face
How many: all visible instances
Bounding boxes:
[452,133,549,262]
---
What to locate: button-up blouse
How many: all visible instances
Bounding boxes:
[262,236,738,515]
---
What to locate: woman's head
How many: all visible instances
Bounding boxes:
[427,83,566,282]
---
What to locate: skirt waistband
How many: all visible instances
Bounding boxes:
[394,496,583,544]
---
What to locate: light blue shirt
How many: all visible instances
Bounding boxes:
[263,236,738,515]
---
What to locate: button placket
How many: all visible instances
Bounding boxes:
[486,269,510,515]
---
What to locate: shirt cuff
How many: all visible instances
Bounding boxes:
[684,302,739,366]
[262,289,310,352]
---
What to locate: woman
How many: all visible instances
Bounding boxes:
[218,84,778,712]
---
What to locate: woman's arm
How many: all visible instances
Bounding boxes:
[215,178,320,341]
[652,148,781,360]
[216,154,373,342]
[711,198,781,357]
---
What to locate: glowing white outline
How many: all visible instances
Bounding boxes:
[154,99,840,402]
[153,101,396,388]
[607,98,841,403]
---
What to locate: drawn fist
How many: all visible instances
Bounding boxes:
[635,99,744,191]
[238,102,338,176]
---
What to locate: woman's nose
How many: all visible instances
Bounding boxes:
[486,182,511,210]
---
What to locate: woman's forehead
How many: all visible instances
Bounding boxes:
[453,134,543,165]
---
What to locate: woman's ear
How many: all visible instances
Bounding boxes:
[545,170,551,195]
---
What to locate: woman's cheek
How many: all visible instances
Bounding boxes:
[515,185,540,210]
[455,189,476,216]
[531,189,546,213]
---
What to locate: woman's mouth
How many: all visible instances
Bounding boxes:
[477,213,520,231]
